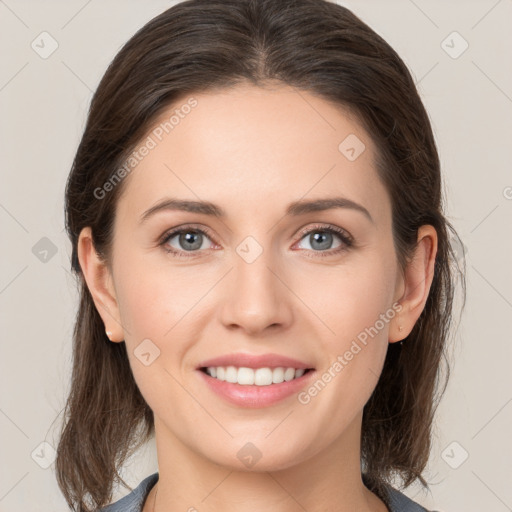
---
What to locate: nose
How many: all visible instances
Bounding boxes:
[219,246,294,336]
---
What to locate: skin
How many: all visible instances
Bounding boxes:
[78,82,437,512]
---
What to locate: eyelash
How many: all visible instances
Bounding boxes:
[158,223,354,259]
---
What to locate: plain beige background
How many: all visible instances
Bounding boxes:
[1,1,511,510]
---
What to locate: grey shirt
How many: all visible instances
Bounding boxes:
[99,472,433,512]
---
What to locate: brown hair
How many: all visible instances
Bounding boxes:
[57,0,466,509]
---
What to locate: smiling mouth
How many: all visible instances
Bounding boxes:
[199,366,314,386]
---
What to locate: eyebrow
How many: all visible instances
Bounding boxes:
[139,196,374,224]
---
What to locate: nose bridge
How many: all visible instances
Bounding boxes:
[219,233,293,333]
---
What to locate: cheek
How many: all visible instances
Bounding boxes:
[292,254,395,404]
[114,251,195,337]
[275,260,396,461]
[112,255,217,382]
[317,259,395,394]
[291,254,396,344]
[112,260,195,409]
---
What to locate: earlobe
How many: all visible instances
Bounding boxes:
[77,227,124,342]
[389,225,438,343]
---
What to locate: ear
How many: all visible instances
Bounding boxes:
[77,227,124,342]
[389,225,438,343]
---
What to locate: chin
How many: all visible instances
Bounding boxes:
[201,439,316,473]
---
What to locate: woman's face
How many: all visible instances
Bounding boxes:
[82,83,417,471]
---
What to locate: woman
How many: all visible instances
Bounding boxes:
[56,0,465,511]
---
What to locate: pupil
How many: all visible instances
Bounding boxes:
[181,231,202,251]
[311,232,332,250]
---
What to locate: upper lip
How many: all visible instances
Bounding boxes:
[197,353,314,370]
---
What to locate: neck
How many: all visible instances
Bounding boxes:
[148,413,389,512]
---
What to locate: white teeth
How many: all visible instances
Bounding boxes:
[284,367,296,381]
[254,368,273,386]
[238,367,255,385]
[204,366,309,385]
[272,367,284,384]
[225,366,238,383]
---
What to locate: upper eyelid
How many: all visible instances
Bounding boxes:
[297,223,352,241]
[160,224,215,243]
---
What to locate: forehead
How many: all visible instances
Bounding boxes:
[116,83,390,225]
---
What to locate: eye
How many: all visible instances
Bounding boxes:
[159,225,216,257]
[159,223,353,258]
[294,223,353,257]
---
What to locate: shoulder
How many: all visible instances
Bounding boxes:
[385,484,439,512]
[99,472,159,512]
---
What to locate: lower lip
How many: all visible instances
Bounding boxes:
[197,369,316,408]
